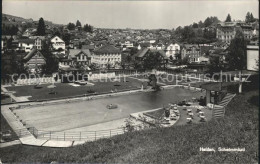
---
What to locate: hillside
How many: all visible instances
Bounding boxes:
[0,89,258,163]
[2,13,63,27]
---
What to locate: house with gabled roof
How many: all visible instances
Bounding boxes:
[165,43,180,59]
[23,48,46,73]
[133,48,168,68]
[68,49,92,66]
[50,36,65,54]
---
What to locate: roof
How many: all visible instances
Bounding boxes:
[23,49,45,61]
[139,42,151,48]
[150,49,168,59]
[135,48,149,58]
[18,39,35,44]
[213,41,229,47]
[68,49,92,58]
[29,36,45,40]
[134,48,167,59]
[54,53,68,59]
[94,45,121,55]
[211,48,225,55]
[183,44,199,50]
[81,45,95,50]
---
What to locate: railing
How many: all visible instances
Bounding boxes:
[21,126,143,141]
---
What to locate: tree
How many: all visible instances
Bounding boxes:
[143,51,164,70]
[178,56,189,65]
[226,29,247,70]
[62,33,71,46]
[206,56,225,76]
[2,24,19,35]
[250,13,255,22]
[245,12,255,23]
[204,16,219,27]
[192,23,199,28]
[130,47,138,56]
[83,24,93,33]
[198,21,204,28]
[67,23,76,30]
[225,14,232,22]
[245,12,251,23]
[41,55,59,74]
[37,18,46,36]
[181,26,195,41]
[76,20,82,27]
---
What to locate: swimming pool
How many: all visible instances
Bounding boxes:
[15,88,205,131]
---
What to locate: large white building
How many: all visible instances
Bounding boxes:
[216,21,256,43]
[92,45,122,69]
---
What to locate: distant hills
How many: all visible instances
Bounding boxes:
[2,13,63,27]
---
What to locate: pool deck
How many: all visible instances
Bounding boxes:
[1,83,207,148]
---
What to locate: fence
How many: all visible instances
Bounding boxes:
[15,126,143,141]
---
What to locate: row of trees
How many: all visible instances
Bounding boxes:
[2,24,19,35]
[67,20,93,33]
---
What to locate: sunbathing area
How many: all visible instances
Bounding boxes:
[3,77,144,102]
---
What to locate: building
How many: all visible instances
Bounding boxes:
[134,48,168,68]
[92,45,122,69]
[121,41,134,48]
[23,48,46,73]
[68,49,92,67]
[213,41,229,50]
[18,39,35,52]
[50,36,66,54]
[181,44,200,63]
[216,21,255,43]
[246,44,259,71]
[22,28,37,37]
[29,36,45,50]
[165,43,180,59]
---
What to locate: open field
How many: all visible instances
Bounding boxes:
[0,90,258,163]
[12,88,204,132]
[4,77,144,101]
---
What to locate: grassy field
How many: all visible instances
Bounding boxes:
[4,77,144,101]
[0,89,258,163]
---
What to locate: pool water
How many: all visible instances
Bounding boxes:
[15,88,205,131]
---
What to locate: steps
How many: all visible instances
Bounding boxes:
[213,93,236,118]
[213,105,225,118]
[218,93,236,107]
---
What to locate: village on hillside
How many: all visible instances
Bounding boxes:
[0,2,259,163]
[1,13,259,78]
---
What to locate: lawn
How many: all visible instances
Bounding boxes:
[4,77,144,101]
[0,89,258,163]
[0,115,19,142]
[1,94,13,104]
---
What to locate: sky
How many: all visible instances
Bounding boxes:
[2,0,259,29]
